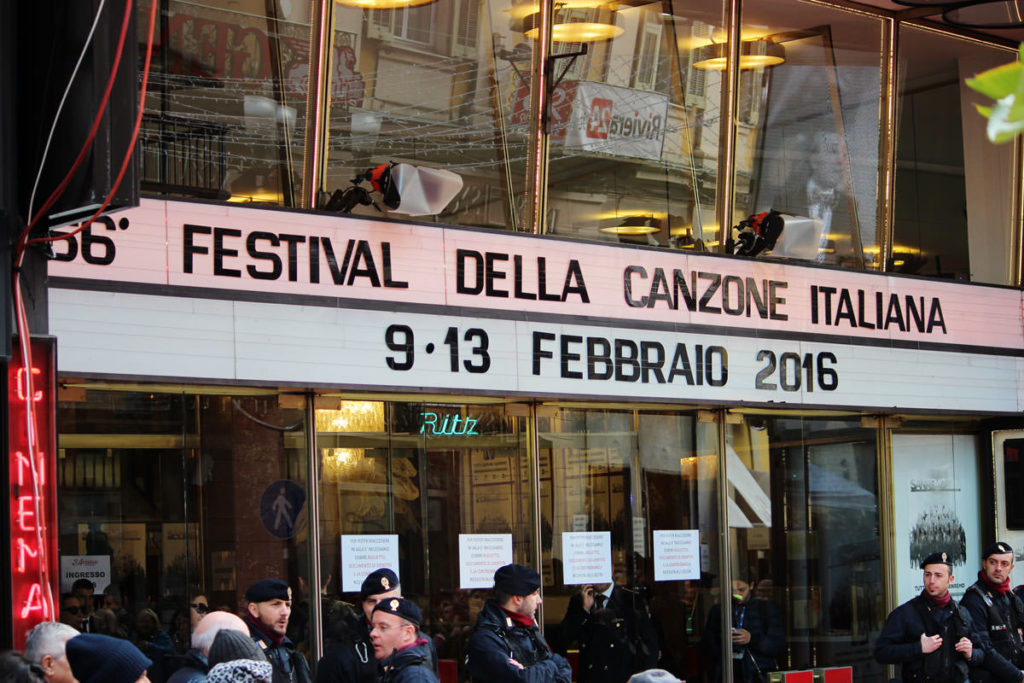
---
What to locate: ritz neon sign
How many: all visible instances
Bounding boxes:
[9,338,59,647]
[419,411,479,436]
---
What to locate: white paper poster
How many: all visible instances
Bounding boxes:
[459,534,513,589]
[60,555,111,593]
[562,531,612,585]
[341,534,400,593]
[892,434,980,604]
[653,529,701,581]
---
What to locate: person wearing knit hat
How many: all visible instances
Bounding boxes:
[961,541,1024,681]
[208,629,268,669]
[369,597,437,683]
[243,578,311,683]
[66,633,152,683]
[465,564,571,683]
[206,660,274,683]
[874,552,984,683]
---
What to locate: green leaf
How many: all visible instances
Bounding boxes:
[985,95,1024,143]
[966,61,1022,99]
[975,103,993,117]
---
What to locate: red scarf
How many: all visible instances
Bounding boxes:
[500,606,536,628]
[926,590,952,608]
[980,570,1012,595]
[245,613,286,646]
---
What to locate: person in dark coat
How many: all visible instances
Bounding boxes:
[317,568,420,683]
[961,541,1024,682]
[244,578,312,683]
[370,597,438,683]
[874,551,984,683]
[701,572,785,682]
[558,580,660,683]
[465,563,572,683]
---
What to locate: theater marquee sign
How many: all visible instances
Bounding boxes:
[48,199,1024,413]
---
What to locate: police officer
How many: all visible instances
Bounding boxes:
[465,563,572,683]
[961,542,1024,681]
[875,551,984,682]
[243,578,312,683]
[371,597,438,683]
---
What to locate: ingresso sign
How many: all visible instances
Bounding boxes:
[47,199,1024,413]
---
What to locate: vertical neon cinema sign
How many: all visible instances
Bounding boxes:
[8,337,58,647]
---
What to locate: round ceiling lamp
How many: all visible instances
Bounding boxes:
[600,216,662,235]
[943,0,1024,27]
[692,39,786,71]
[523,8,624,42]
[335,0,436,9]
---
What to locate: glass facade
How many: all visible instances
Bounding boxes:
[53,382,991,683]
[138,0,1022,283]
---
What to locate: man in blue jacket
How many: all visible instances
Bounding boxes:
[875,551,985,682]
[371,597,438,683]
[465,564,572,683]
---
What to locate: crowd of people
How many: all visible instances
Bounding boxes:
[0,565,689,683]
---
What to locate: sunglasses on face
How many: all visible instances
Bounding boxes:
[63,606,82,615]
[190,603,210,614]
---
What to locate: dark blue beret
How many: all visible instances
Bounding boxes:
[493,563,541,596]
[372,596,422,625]
[983,541,1015,559]
[245,578,291,603]
[361,568,400,599]
[920,552,953,569]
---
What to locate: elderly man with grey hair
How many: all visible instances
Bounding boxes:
[25,621,80,683]
[166,611,251,683]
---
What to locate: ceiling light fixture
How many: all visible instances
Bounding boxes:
[692,39,786,71]
[523,7,623,42]
[335,0,436,10]
[600,215,662,235]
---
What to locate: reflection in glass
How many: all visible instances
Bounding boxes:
[316,400,533,680]
[139,0,310,206]
[736,0,884,268]
[323,0,529,227]
[545,0,726,249]
[726,415,884,681]
[894,27,1016,284]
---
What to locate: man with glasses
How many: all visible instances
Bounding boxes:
[60,594,85,632]
[25,621,80,683]
[370,597,438,683]
[465,564,572,683]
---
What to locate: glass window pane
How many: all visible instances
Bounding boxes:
[894,27,1017,284]
[325,0,528,227]
[140,0,310,205]
[316,400,534,681]
[727,414,883,681]
[544,0,726,250]
[738,0,885,268]
[538,406,722,682]
[56,387,313,680]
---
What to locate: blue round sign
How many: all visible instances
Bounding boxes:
[259,480,306,539]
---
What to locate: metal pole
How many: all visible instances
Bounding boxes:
[301,0,335,209]
[525,0,553,234]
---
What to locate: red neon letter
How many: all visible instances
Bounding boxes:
[16,496,36,531]
[19,583,47,619]
[15,538,38,573]
[15,367,43,402]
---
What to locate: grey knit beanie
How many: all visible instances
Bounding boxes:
[206,659,273,683]
[207,629,267,668]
